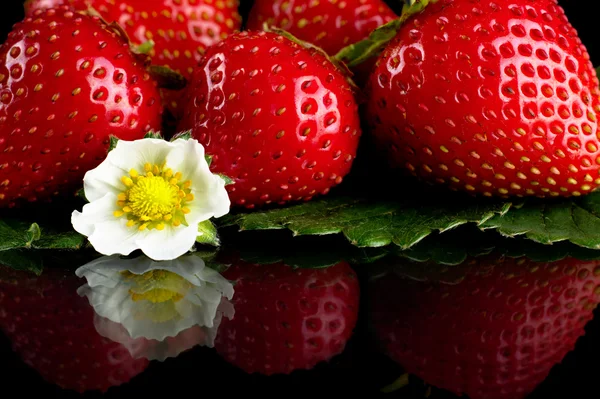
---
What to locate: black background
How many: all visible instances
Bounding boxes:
[1,0,600,397]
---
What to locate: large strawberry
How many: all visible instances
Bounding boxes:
[370,255,600,399]
[246,0,396,57]
[0,267,149,392]
[24,0,242,116]
[178,31,362,208]
[214,258,360,375]
[366,0,600,198]
[0,7,163,208]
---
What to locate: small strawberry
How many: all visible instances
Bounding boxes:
[178,31,362,208]
[246,0,396,57]
[0,267,149,393]
[214,258,360,375]
[0,7,163,208]
[370,256,600,399]
[366,0,600,198]
[24,0,243,116]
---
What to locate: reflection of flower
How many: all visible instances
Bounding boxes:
[71,138,230,261]
[76,254,234,360]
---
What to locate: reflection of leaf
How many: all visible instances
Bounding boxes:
[0,250,43,275]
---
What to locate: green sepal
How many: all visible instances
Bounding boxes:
[144,131,164,139]
[218,174,234,186]
[334,0,439,67]
[205,155,213,167]
[197,220,220,247]
[134,40,155,55]
[147,65,187,90]
[75,188,88,202]
[172,130,192,141]
[25,223,42,249]
[264,25,359,91]
[108,135,119,152]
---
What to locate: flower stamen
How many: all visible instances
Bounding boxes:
[114,162,194,230]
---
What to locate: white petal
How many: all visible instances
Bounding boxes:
[83,161,128,202]
[187,174,231,221]
[72,193,118,237]
[108,138,179,172]
[137,225,198,261]
[86,219,150,257]
[164,139,209,181]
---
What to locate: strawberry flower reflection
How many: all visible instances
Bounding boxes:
[75,254,234,361]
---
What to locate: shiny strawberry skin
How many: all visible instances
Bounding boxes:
[246,0,396,56]
[179,31,362,208]
[25,0,242,115]
[214,260,360,375]
[0,7,162,208]
[366,0,600,198]
[0,267,149,393]
[371,256,600,399]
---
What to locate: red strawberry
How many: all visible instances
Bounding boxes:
[214,259,360,375]
[178,31,362,208]
[246,0,396,57]
[24,0,243,116]
[0,7,163,208]
[366,0,600,198]
[370,256,600,399]
[0,267,149,393]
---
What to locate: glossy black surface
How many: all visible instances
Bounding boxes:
[2,0,600,397]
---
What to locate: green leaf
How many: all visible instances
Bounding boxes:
[480,193,600,249]
[334,0,439,67]
[205,155,213,166]
[0,250,43,275]
[220,196,511,249]
[108,135,119,152]
[197,220,220,247]
[0,218,86,252]
[144,131,164,139]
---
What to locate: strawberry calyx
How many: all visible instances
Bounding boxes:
[147,65,187,90]
[264,25,360,93]
[334,0,439,68]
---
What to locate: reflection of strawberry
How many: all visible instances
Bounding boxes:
[0,267,149,393]
[370,256,600,399]
[25,0,242,115]
[0,7,162,208]
[214,259,360,375]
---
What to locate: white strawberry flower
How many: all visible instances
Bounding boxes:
[76,254,234,360]
[71,137,230,261]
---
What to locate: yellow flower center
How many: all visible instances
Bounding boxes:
[120,269,194,323]
[114,162,195,231]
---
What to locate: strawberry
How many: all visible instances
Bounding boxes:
[24,0,243,116]
[0,267,149,393]
[178,31,362,208]
[214,258,360,375]
[0,7,163,208]
[370,256,600,399]
[246,0,396,57]
[365,0,600,198]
